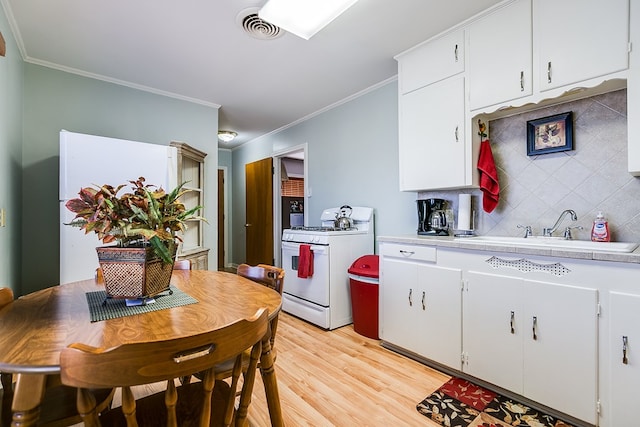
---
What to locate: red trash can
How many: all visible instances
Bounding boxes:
[348,254,379,339]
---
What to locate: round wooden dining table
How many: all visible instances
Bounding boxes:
[0,270,283,426]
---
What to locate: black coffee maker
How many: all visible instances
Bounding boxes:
[417,198,449,236]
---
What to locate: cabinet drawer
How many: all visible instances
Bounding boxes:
[380,243,436,262]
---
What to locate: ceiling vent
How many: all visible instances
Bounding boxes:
[236,8,283,40]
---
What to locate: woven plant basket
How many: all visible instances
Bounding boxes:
[96,245,176,299]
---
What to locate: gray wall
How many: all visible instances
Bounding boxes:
[230,81,417,264]
[22,64,219,294]
[218,148,232,170]
[0,10,24,296]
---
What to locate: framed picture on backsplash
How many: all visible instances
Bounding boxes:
[526,111,573,156]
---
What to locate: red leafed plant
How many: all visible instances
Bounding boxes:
[65,177,206,264]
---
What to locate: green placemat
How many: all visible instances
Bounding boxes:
[86,287,198,322]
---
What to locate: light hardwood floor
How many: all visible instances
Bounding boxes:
[70,312,449,426]
[245,312,449,426]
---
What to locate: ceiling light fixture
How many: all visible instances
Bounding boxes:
[218,130,238,143]
[258,0,359,40]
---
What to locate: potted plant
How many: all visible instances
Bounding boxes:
[65,177,206,298]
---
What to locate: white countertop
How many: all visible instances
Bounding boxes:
[377,235,640,264]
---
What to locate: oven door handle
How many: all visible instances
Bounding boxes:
[282,242,328,254]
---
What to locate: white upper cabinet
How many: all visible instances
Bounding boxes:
[397,28,470,191]
[398,30,464,95]
[396,0,633,190]
[536,0,629,91]
[398,75,466,191]
[468,0,532,110]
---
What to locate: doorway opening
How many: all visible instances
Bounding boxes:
[217,167,229,271]
[273,144,307,267]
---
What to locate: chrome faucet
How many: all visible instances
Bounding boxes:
[563,225,584,240]
[517,224,532,238]
[542,209,578,237]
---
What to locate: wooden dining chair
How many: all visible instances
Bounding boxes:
[236,264,285,351]
[0,287,114,427]
[237,263,285,295]
[203,264,285,392]
[173,259,191,270]
[60,308,269,427]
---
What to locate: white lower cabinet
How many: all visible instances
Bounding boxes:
[608,291,640,426]
[378,239,640,425]
[463,271,598,424]
[380,244,462,369]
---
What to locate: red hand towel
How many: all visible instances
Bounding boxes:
[297,244,314,279]
[477,139,500,213]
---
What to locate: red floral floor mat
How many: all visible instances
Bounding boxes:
[417,377,575,427]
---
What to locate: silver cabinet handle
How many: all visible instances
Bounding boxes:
[245,223,252,227]
[408,288,413,307]
[532,316,538,340]
[421,291,426,311]
[399,250,415,257]
[510,311,515,334]
[520,71,524,91]
[454,44,458,62]
[623,336,629,364]
[547,61,552,83]
[455,126,459,142]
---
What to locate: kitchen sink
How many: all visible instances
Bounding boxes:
[459,235,639,253]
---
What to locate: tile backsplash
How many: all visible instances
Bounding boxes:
[419,89,640,243]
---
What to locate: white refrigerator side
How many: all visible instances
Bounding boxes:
[59,130,177,284]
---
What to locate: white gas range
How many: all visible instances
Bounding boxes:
[281,206,374,329]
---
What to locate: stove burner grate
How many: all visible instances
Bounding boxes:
[290,226,358,232]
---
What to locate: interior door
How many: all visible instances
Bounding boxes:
[217,169,225,270]
[245,157,274,265]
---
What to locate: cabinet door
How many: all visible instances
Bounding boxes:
[398,30,464,94]
[463,271,524,393]
[523,280,598,424]
[399,75,466,191]
[536,0,629,91]
[380,257,421,352]
[415,264,463,369]
[608,292,640,426]
[468,0,532,110]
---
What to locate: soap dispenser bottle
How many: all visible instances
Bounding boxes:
[591,211,610,242]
